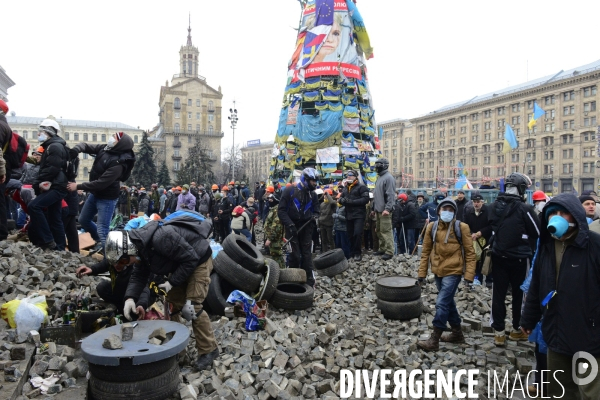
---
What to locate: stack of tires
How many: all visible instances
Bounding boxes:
[313,249,349,277]
[375,276,423,320]
[205,234,314,314]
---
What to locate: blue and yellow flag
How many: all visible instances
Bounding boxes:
[528,102,545,130]
[504,124,518,154]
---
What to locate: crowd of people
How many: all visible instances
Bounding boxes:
[1,101,599,396]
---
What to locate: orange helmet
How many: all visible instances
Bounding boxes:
[286,183,293,187]
[532,190,546,201]
[211,184,219,190]
[229,181,235,185]
[222,186,230,191]
[174,186,182,191]
[325,189,333,195]
[266,186,275,193]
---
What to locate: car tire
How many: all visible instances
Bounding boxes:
[222,234,266,273]
[278,268,307,284]
[88,356,177,383]
[257,259,280,301]
[213,251,263,294]
[313,249,345,270]
[270,283,314,311]
[89,362,180,400]
[316,259,349,277]
[375,276,422,302]
[205,273,235,316]
[377,298,423,320]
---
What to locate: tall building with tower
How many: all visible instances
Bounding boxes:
[149,17,224,180]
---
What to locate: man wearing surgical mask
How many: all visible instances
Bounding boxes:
[521,194,600,399]
[67,132,136,249]
[488,173,540,347]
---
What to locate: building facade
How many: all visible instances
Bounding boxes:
[377,118,411,188]
[241,141,274,184]
[6,115,142,181]
[149,22,223,178]
[0,65,15,102]
[402,59,600,194]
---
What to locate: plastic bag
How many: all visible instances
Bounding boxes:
[227,290,266,331]
[210,240,223,259]
[1,299,22,328]
[14,296,48,337]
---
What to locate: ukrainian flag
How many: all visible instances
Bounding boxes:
[528,102,546,130]
[503,124,518,154]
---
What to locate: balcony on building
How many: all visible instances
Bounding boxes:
[172,73,206,82]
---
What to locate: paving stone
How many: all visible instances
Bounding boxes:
[102,334,123,349]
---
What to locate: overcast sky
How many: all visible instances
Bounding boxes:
[3,0,599,151]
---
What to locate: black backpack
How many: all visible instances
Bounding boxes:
[3,132,30,169]
[112,151,136,182]
[64,146,79,181]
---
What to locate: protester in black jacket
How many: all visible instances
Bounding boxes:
[414,192,428,243]
[455,190,468,221]
[488,173,540,346]
[62,185,80,253]
[462,190,493,286]
[521,193,600,399]
[115,214,218,371]
[28,120,69,251]
[0,101,13,241]
[69,132,135,248]
[278,168,320,286]
[339,170,370,261]
[76,258,153,315]
[393,193,418,254]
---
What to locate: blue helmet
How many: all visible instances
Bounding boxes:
[301,168,319,190]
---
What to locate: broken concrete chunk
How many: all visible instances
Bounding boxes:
[102,334,122,350]
[148,327,167,341]
[121,323,134,341]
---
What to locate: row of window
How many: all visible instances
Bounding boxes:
[173,123,214,134]
[418,86,597,132]
[174,98,214,110]
[18,131,140,144]
[174,111,215,122]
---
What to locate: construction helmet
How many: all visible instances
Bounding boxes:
[105,231,138,266]
[39,119,61,136]
[211,184,219,190]
[532,190,546,201]
[505,172,531,196]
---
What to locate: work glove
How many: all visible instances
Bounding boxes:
[463,280,473,290]
[158,281,173,293]
[332,213,339,219]
[287,225,298,238]
[339,197,347,205]
[418,278,425,287]
[124,298,137,321]
[181,300,198,322]
[68,148,80,160]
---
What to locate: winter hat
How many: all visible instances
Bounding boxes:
[0,100,8,115]
[544,204,568,219]
[182,184,190,190]
[471,190,483,201]
[457,189,465,194]
[247,197,255,206]
[115,132,124,141]
[579,195,595,204]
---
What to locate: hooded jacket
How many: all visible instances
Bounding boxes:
[138,192,149,213]
[177,191,196,211]
[373,170,396,213]
[35,135,69,194]
[125,215,213,301]
[418,198,476,281]
[488,193,540,258]
[333,205,347,232]
[74,135,135,199]
[197,191,211,214]
[520,193,600,357]
[318,194,337,227]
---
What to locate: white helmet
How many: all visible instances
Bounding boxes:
[105,231,138,266]
[39,119,61,135]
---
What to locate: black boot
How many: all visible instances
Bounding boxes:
[194,348,219,371]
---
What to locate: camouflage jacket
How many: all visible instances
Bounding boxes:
[264,207,284,242]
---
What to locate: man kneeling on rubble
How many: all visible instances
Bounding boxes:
[104,213,219,371]
[75,257,154,318]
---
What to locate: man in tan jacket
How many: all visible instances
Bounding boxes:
[417,198,476,351]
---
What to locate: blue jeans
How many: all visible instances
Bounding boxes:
[28,190,66,249]
[17,206,27,229]
[432,274,462,329]
[233,228,252,242]
[334,230,351,259]
[79,193,118,247]
[396,226,415,255]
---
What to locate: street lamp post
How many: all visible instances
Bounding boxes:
[228,103,238,182]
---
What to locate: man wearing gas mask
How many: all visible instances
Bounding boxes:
[488,173,540,347]
[520,193,600,399]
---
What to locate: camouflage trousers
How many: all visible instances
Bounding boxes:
[268,242,286,268]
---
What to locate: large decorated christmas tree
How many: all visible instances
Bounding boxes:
[270,0,378,189]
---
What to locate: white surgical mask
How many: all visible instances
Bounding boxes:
[440,211,454,223]
[38,133,48,142]
[535,201,546,213]
[506,186,519,196]
[106,136,117,149]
